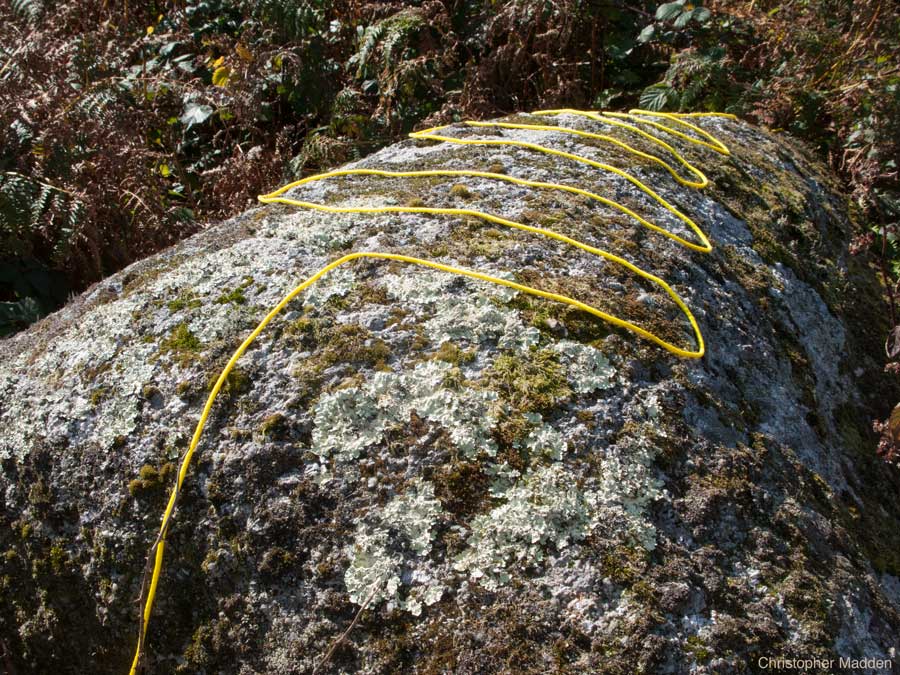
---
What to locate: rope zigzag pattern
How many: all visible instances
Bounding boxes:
[129,107,736,673]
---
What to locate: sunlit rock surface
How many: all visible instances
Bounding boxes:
[1,113,899,674]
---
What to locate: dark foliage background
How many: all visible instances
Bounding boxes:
[1,0,898,455]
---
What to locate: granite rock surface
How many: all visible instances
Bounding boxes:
[1,112,899,674]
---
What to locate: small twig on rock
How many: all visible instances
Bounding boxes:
[312,581,381,675]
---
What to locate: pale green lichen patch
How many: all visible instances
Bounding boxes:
[268,209,362,254]
[519,413,568,462]
[0,294,158,457]
[453,464,595,590]
[589,428,665,551]
[345,479,445,616]
[395,382,498,458]
[379,268,540,351]
[310,388,384,464]
[343,527,402,607]
[552,339,616,393]
[425,295,539,350]
[382,479,443,555]
[302,267,356,308]
[336,392,663,609]
[380,269,453,304]
[310,360,498,466]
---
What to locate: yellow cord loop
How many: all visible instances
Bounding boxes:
[128,108,733,674]
[448,120,712,188]
[261,167,712,253]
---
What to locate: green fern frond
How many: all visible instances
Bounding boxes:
[350,23,387,78]
[9,119,32,147]
[76,83,129,119]
[0,171,34,234]
[10,0,44,22]
[253,0,326,42]
[1,171,82,263]
[51,198,83,262]
[30,183,52,226]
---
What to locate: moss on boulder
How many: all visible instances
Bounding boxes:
[1,112,899,674]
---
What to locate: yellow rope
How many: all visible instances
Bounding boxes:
[261,167,712,252]
[128,108,733,673]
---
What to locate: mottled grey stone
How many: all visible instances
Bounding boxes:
[1,112,898,674]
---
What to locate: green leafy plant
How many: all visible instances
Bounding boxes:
[639,83,677,111]
[637,0,712,47]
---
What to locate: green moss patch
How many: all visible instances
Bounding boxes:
[485,348,571,412]
[167,289,202,312]
[128,462,176,498]
[214,275,254,307]
[160,322,203,366]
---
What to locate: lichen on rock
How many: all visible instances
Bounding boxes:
[310,359,499,468]
[1,111,899,675]
[552,338,616,393]
[345,479,445,616]
[381,267,541,350]
[453,463,597,590]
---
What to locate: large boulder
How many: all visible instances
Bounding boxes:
[1,112,898,674]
